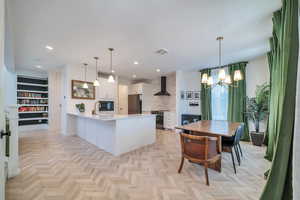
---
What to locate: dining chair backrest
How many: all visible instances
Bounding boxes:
[180,133,221,161]
[234,123,244,145]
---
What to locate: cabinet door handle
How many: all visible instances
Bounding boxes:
[0,130,10,139]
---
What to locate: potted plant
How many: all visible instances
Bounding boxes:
[245,83,270,146]
[75,103,85,113]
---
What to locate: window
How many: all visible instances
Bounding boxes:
[211,69,228,120]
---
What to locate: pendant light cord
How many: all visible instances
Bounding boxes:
[83,63,88,81]
[217,36,223,67]
[94,57,98,79]
[110,50,112,72]
[219,38,221,67]
[109,48,114,74]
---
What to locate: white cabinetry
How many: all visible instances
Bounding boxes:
[128,83,143,95]
[98,78,117,100]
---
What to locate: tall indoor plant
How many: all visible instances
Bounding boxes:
[245,83,270,146]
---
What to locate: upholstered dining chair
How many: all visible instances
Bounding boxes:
[178,132,221,186]
[222,123,245,174]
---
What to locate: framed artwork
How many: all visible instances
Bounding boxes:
[193,91,200,100]
[186,91,193,100]
[71,80,95,100]
[180,91,185,100]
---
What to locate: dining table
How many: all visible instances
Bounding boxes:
[175,120,241,171]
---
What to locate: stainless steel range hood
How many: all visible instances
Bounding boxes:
[154,76,171,96]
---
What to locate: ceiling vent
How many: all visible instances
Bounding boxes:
[155,48,168,55]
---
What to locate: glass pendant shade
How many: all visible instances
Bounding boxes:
[233,70,242,81]
[207,76,213,85]
[224,75,232,84]
[108,75,115,83]
[93,80,100,86]
[83,82,88,89]
[218,69,226,81]
[201,73,208,83]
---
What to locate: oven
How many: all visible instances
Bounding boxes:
[151,111,164,129]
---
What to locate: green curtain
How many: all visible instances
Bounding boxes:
[260,0,298,199]
[200,69,212,120]
[265,11,282,161]
[263,44,274,146]
[227,62,249,141]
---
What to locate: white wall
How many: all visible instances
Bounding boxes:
[176,70,201,126]
[4,0,15,72]
[246,55,270,97]
[3,65,16,107]
[246,55,270,132]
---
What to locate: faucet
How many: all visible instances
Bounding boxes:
[92,101,100,115]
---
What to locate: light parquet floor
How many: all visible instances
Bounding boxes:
[6,130,269,200]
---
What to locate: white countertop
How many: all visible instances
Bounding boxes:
[67,112,155,121]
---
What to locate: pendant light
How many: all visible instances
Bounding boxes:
[108,48,115,83]
[93,57,100,86]
[83,63,88,89]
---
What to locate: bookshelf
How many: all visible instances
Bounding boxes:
[17,75,49,127]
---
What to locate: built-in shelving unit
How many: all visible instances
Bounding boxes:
[17,75,49,127]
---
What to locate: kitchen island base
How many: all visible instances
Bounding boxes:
[67,113,156,156]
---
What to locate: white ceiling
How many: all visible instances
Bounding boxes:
[10,0,281,79]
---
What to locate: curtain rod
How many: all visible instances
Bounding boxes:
[199,61,248,72]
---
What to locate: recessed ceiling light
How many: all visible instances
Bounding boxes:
[45,45,53,50]
[132,74,137,78]
[36,65,42,68]
[156,69,161,72]
[111,70,115,73]
[134,61,139,65]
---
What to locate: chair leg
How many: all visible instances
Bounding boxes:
[204,164,209,186]
[178,157,185,173]
[238,143,243,157]
[230,149,237,174]
[234,145,241,166]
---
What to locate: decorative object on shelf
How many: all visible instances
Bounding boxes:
[72,80,95,99]
[201,37,243,88]
[193,91,200,100]
[245,83,270,146]
[75,103,85,113]
[180,91,185,100]
[186,91,193,100]
[107,48,115,83]
[93,57,100,86]
[189,101,199,107]
[82,63,89,89]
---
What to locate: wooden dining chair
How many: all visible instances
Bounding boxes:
[178,132,221,186]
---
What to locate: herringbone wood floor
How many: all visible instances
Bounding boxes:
[6,130,268,200]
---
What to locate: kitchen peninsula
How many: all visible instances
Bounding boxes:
[66,112,156,156]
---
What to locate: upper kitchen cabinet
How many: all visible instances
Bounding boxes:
[98,78,118,100]
[128,83,143,95]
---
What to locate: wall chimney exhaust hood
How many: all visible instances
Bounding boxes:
[154,76,171,96]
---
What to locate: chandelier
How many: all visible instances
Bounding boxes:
[201,37,243,88]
